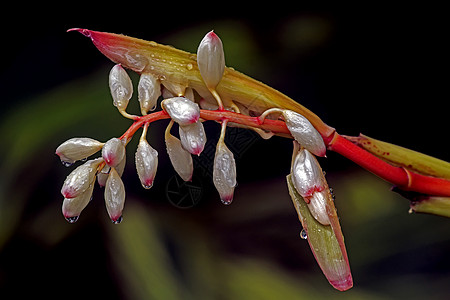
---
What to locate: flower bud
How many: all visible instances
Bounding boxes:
[135,138,158,189]
[109,64,133,111]
[213,141,236,205]
[138,73,161,114]
[291,148,325,198]
[179,122,206,156]
[61,158,103,199]
[104,167,126,223]
[56,137,104,165]
[165,130,193,181]
[197,31,225,89]
[282,110,326,157]
[102,138,126,168]
[62,182,95,222]
[307,191,330,225]
[161,97,200,126]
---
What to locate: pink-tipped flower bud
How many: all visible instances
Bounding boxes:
[161,97,200,126]
[179,122,206,156]
[61,158,103,199]
[62,182,95,223]
[291,148,325,198]
[135,138,158,189]
[291,147,330,225]
[56,137,104,166]
[104,167,126,224]
[165,130,193,181]
[307,190,330,225]
[282,110,326,157]
[213,141,237,205]
[138,73,161,114]
[109,64,133,111]
[197,31,225,90]
[102,138,126,168]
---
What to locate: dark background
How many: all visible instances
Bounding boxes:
[1,4,449,299]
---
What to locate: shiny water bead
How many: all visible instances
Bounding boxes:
[135,138,158,189]
[283,110,326,157]
[161,97,200,126]
[102,138,126,168]
[138,73,161,114]
[104,167,126,223]
[197,31,225,90]
[61,158,103,199]
[179,122,206,156]
[56,137,104,165]
[213,141,236,204]
[109,64,133,110]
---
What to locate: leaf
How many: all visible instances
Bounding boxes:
[286,174,353,291]
[347,134,450,179]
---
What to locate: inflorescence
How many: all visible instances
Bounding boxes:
[56,31,330,225]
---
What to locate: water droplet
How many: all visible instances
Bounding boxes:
[81,157,88,162]
[300,229,308,240]
[61,160,74,167]
[65,216,79,223]
[112,215,123,224]
[149,41,157,47]
[186,63,193,70]
[221,198,233,205]
[142,183,153,189]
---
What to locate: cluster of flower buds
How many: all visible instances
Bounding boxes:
[57,29,328,223]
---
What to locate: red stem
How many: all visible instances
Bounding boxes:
[119,108,450,197]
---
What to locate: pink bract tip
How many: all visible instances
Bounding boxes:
[67,28,91,37]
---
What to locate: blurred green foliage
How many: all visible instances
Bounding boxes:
[1,16,450,300]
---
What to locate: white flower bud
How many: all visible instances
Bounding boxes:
[61,158,103,199]
[135,138,158,189]
[102,138,126,168]
[161,97,200,126]
[104,167,126,223]
[179,122,206,156]
[291,148,325,198]
[56,137,104,165]
[62,182,95,222]
[283,110,326,157]
[109,64,133,110]
[197,31,225,89]
[165,130,193,181]
[213,141,236,205]
[307,191,330,225]
[138,73,161,114]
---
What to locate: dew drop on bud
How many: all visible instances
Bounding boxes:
[221,197,233,205]
[112,215,123,224]
[300,228,308,240]
[65,216,79,223]
[61,160,74,167]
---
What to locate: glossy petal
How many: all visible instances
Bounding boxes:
[62,182,95,220]
[104,167,126,222]
[138,73,161,114]
[291,148,325,199]
[197,31,225,89]
[161,97,200,126]
[109,64,133,110]
[179,122,206,155]
[135,138,158,188]
[61,158,103,199]
[56,137,104,165]
[165,131,193,181]
[213,141,236,204]
[102,138,126,168]
[283,110,326,157]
